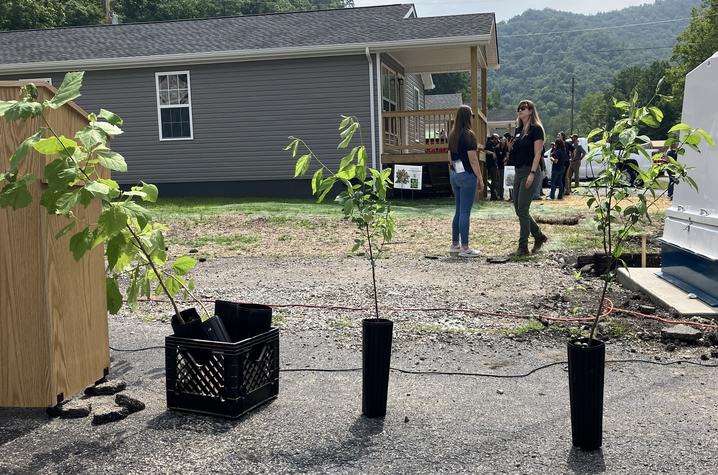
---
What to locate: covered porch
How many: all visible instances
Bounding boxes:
[373,33,500,194]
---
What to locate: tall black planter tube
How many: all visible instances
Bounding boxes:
[362,318,393,418]
[567,338,606,451]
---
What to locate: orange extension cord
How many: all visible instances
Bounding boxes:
[140,297,718,331]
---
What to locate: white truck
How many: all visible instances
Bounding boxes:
[543,137,659,186]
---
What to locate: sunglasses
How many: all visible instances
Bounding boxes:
[517,106,530,112]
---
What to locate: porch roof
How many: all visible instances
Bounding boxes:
[0,4,498,74]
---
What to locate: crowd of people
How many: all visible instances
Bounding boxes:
[483,130,587,202]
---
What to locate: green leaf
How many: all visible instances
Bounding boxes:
[695,128,716,147]
[105,233,125,270]
[96,151,128,172]
[294,154,311,177]
[46,72,84,110]
[43,158,78,190]
[106,277,123,314]
[76,126,105,150]
[99,109,123,126]
[92,121,123,136]
[0,100,16,117]
[122,201,151,229]
[163,276,182,297]
[311,168,323,194]
[140,183,158,202]
[55,191,80,213]
[69,227,93,260]
[668,123,691,134]
[648,107,663,124]
[619,128,637,147]
[339,115,352,129]
[3,101,44,121]
[172,256,197,275]
[83,181,111,198]
[98,205,129,237]
[9,131,43,171]
[0,175,36,209]
[33,136,77,156]
[54,220,76,239]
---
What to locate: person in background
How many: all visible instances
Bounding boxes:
[485,135,499,200]
[533,149,547,200]
[565,134,585,195]
[495,133,507,200]
[559,131,574,164]
[506,100,548,255]
[447,105,484,258]
[550,135,568,200]
[666,141,678,199]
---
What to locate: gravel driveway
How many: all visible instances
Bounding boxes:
[1,254,717,474]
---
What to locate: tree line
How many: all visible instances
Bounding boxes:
[0,1,352,30]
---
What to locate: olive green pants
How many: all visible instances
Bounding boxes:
[512,166,542,248]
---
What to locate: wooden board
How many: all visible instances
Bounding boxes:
[0,83,108,407]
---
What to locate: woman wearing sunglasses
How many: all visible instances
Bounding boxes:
[507,100,549,256]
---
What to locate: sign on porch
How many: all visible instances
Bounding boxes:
[394,165,423,190]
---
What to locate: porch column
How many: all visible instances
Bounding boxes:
[470,46,479,138]
[470,46,486,199]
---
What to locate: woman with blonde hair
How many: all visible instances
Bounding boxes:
[506,100,548,255]
[447,105,484,257]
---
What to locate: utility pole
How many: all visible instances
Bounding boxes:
[570,76,575,135]
[104,0,112,24]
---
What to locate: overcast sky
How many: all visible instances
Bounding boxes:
[354,0,657,22]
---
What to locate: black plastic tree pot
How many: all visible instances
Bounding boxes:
[170,308,207,340]
[170,307,231,343]
[215,300,272,342]
[567,337,606,451]
[362,318,393,418]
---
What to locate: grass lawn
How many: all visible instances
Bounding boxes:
[147,191,670,258]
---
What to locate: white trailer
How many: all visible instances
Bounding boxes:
[660,51,718,306]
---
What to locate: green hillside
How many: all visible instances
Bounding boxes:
[490,0,701,134]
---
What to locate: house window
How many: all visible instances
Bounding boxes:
[382,65,401,145]
[155,71,193,141]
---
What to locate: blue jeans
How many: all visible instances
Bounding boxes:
[450,170,477,246]
[550,165,565,199]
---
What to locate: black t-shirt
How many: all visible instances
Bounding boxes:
[450,131,478,175]
[511,125,545,168]
[495,143,507,168]
[485,141,497,168]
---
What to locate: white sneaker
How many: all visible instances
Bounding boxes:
[458,248,481,258]
[449,244,461,257]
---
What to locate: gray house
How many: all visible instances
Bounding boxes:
[0,4,499,196]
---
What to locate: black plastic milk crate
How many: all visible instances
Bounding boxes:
[165,327,279,418]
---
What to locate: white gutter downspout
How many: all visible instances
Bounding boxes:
[375,52,383,167]
[365,47,377,170]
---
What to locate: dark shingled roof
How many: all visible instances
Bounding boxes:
[0,5,496,65]
[488,108,517,122]
[425,93,463,110]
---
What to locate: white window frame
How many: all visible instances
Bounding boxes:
[155,70,194,141]
[381,65,401,145]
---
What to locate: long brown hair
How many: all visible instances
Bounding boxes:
[516,99,545,135]
[449,105,476,153]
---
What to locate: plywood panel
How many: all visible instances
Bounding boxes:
[0,84,53,407]
[1,83,108,407]
[39,86,110,398]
